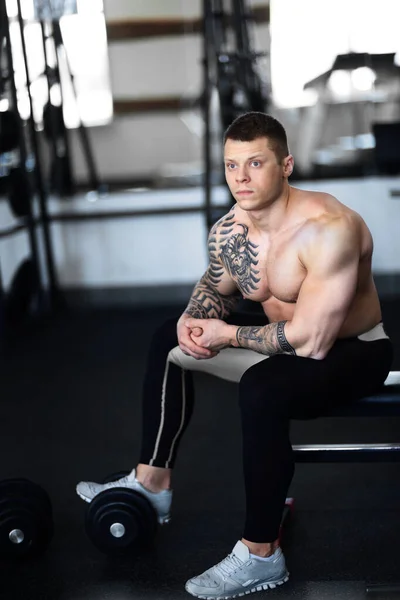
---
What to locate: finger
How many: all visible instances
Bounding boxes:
[185,318,205,330]
[179,333,210,356]
[181,343,219,360]
[190,327,203,337]
[180,340,214,358]
[180,344,209,360]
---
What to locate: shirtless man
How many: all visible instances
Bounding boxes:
[77,112,393,599]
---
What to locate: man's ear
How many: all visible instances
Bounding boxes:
[283,155,294,178]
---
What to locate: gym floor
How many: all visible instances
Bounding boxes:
[1,298,400,600]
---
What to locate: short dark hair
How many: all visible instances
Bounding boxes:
[223,112,289,162]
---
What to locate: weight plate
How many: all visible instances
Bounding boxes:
[0,110,19,153]
[5,260,39,325]
[7,167,32,218]
[0,479,54,559]
[0,496,53,559]
[85,488,157,555]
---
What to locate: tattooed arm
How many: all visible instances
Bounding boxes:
[233,321,296,356]
[177,212,241,359]
[183,271,241,320]
[183,212,241,320]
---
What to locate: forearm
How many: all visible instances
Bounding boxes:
[182,275,241,320]
[230,320,296,356]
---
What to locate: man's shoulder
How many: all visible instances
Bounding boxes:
[299,211,363,269]
[294,187,362,229]
[209,206,241,238]
[292,186,341,207]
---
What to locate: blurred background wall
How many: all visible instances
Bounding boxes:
[2,0,400,312]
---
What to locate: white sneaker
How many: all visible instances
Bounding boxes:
[76,470,172,525]
[185,540,289,599]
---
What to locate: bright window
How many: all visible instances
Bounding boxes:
[270,0,400,108]
[4,0,113,127]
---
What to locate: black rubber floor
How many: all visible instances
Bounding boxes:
[0,299,399,600]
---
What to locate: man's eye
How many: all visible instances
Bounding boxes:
[226,163,235,169]
[251,161,260,167]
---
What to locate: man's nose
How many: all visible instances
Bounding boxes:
[236,167,249,182]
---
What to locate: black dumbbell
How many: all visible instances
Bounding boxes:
[0,478,54,560]
[84,471,158,555]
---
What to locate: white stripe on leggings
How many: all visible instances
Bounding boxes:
[149,360,170,466]
[166,367,187,468]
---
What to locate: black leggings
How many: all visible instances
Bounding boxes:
[139,313,393,543]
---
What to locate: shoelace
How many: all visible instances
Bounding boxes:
[214,553,245,579]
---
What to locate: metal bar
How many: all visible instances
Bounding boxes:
[50,20,75,195]
[366,583,400,595]
[294,443,400,451]
[0,261,5,355]
[203,0,213,232]
[39,21,59,179]
[232,0,248,53]
[0,204,219,239]
[0,221,29,239]
[16,0,59,306]
[50,205,208,222]
[2,1,42,287]
[293,443,400,463]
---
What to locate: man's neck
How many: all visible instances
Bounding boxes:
[246,184,292,235]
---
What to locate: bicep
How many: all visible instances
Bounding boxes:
[292,261,358,341]
[288,225,360,357]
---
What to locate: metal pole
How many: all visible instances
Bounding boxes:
[16,0,59,308]
[232,0,248,54]
[39,20,62,188]
[0,261,5,355]
[52,21,100,192]
[203,0,213,232]
[2,0,43,302]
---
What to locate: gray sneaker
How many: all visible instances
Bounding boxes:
[185,540,289,599]
[76,470,172,525]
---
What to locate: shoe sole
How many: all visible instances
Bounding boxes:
[76,488,171,525]
[185,573,289,599]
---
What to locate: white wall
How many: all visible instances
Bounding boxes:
[1,177,400,292]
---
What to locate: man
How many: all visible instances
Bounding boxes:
[76,112,393,598]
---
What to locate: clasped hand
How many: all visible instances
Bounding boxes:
[177,317,233,360]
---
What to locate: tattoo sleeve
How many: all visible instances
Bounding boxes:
[183,212,241,320]
[184,274,241,319]
[236,320,296,356]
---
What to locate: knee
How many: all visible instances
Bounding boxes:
[168,346,189,369]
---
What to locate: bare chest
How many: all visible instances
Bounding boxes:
[219,229,305,303]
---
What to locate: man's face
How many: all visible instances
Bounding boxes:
[224,137,292,211]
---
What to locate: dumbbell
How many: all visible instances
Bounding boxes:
[84,471,158,555]
[0,478,54,560]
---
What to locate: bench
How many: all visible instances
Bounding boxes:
[292,371,400,462]
[286,371,400,595]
